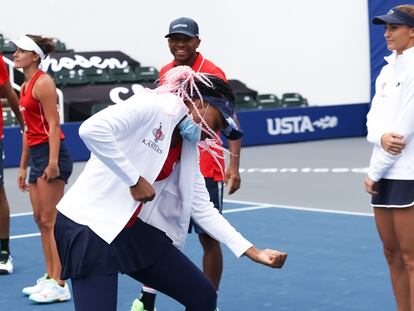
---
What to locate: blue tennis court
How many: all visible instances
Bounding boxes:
[1,200,393,310]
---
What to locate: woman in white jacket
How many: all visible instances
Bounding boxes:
[366,5,414,310]
[55,66,287,311]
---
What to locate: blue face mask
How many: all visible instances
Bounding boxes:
[178,116,202,143]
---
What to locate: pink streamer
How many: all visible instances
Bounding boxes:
[155,66,230,178]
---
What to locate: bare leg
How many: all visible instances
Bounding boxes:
[0,186,10,242]
[30,178,65,284]
[394,206,414,310]
[374,208,410,311]
[198,233,223,290]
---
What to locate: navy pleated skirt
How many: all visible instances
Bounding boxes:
[55,212,172,280]
[29,141,73,183]
[371,178,414,208]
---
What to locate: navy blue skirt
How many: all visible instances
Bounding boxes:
[55,212,173,280]
[29,141,73,183]
[371,178,414,208]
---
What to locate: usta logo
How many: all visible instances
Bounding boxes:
[267,115,337,135]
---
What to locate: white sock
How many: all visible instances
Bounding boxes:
[142,285,157,295]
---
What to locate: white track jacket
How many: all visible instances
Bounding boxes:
[367,46,414,181]
[57,88,252,257]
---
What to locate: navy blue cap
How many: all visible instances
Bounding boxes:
[373,7,414,27]
[202,96,243,140]
[165,17,199,38]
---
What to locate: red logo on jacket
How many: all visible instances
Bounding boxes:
[152,123,165,142]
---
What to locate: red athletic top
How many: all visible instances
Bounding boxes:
[124,139,183,228]
[159,53,227,82]
[19,71,65,146]
[160,53,227,181]
[156,139,183,181]
[0,54,8,87]
[0,54,10,137]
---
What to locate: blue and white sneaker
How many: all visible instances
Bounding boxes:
[0,250,13,274]
[29,279,71,303]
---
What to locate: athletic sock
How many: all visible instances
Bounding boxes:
[142,285,157,294]
[140,290,156,311]
[0,238,10,253]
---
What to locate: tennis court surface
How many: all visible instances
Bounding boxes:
[1,199,393,310]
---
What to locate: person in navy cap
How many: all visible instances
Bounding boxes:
[54,66,287,311]
[366,4,414,310]
[165,17,200,38]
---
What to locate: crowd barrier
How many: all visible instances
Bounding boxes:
[3,103,369,168]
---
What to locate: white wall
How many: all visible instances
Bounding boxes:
[1,0,370,106]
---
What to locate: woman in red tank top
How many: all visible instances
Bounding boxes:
[11,34,72,303]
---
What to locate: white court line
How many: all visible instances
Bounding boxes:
[223,205,275,214]
[224,199,374,217]
[11,202,374,218]
[10,232,40,240]
[9,200,373,240]
[10,211,34,217]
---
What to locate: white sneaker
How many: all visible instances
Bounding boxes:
[0,250,13,274]
[22,274,49,296]
[29,279,71,303]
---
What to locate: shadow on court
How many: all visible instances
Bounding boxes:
[1,201,394,310]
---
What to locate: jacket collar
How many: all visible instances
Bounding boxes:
[171,53,204,72]
[385,45,414,66]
